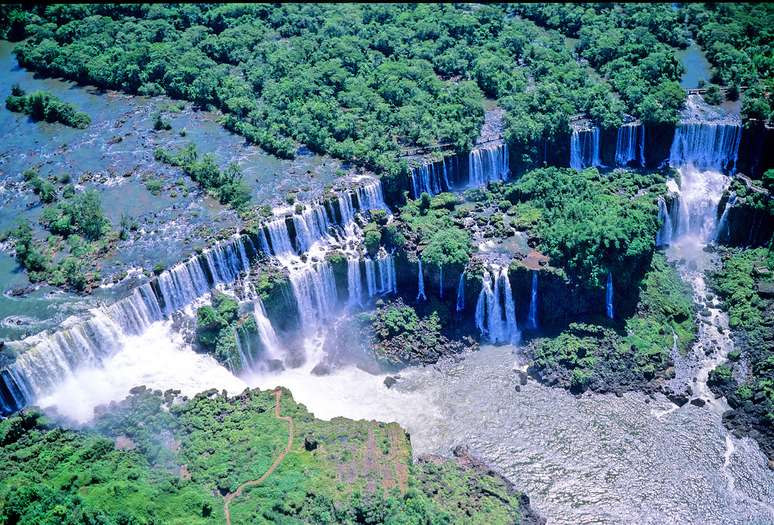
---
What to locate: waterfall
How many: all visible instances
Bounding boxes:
[670,167,730,241]
[347,257,363,307]
[615,123,645,167]
[456,272,465,312]
[356,178,389,212]
[669,122,742,173]
[410,162,444,198]
[338,191,355,226]
[3,288,162,404]
[527,271,539,330]
[439,265,443,299]
[288,261,338,331]
[365,257,377,297]
[656,197,674,248]
[468,142,509,188]
[715,193,736,242]
[377,250,397,295]
[606,272,614,320]
[570,127,602,170]
[293,205,332,253]
[416,258,426,301]
[266,218,295,256]
[253,298,282,362]
[475,267,520,344]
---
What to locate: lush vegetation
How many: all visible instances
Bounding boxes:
[367,299,471,365]
[155,144,251,210]
[195,292,256,371]
[684,3,774,125]
[514,3,688,125]
[392,192,472,269]
[0,387,526,524]
[707,247,773,461]
[528,253,695,393]
[5,188,112,290]
[504,167,663,288]
[5,84,91,128]
[1,4,696,178]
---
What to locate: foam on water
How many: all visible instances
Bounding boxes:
[36,321,246,423]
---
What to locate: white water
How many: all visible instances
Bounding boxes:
[456,272,465,312]
[252,298,283,363]
[615,122,645,167]
[669,122,741,173]
[570,127,602,170]
[416,258,426,301]
[475,267,520,344]
[347,257,363,307]
[37,321,246,423]
[656,196,674,248]
[528,271,539,330]
[671,167,730,242]
[468,142,509,188]
[605,272,614,320]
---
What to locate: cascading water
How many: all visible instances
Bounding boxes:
[570,127,602,170]
[468,142,509,188]
[527,271,539,330]
[656,197,674,248]
[347,257,363,307]
[456,272,465,312]
[606,272,614,320]
[669,123,742,173]
[266,218,295,257]
[475,267,520,344]
[410,162,444,198]
[416,258,426,301]
[376,250,397,295]
[355,178,390,213]
[365,257,377,297]
[252,298,283,363]
[288,261,338,332]
[715,192,736,242]
[615,123,645,167]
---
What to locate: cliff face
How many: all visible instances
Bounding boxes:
[736,123,774,179]
[716,175,773,248]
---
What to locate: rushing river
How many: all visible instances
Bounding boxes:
[39,240,774,524]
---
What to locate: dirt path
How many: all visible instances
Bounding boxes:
[223,388,294,525]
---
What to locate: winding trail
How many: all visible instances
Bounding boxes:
[223,388,294,525]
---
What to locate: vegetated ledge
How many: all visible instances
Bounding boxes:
[525,252,697,397]
[5,85,91,128]
[707,247,774,465]
[0,386,543,524]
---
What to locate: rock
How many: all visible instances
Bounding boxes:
[384,376,397,389]
[690,398,706,407]
[311,363,331,376]
[665,390,689,407]
[514,385,521,392]
[304,436,318,451]
[515,370,528,386]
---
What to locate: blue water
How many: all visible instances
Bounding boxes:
[678,41,713,89]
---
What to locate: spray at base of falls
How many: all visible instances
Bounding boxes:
[36,321,247,423]
[570,126,602,170]
[475,266,520,344]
